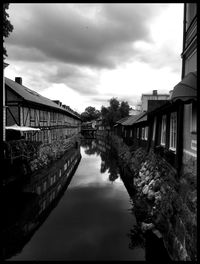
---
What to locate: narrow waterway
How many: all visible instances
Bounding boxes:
[3,138,145,261]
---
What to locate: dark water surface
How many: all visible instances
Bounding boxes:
[3,139,145,261]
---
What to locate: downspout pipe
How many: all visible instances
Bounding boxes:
[181,3,187,79]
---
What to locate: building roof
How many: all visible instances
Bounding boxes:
[122,112,146,126]
[116,116,130,124]
[171,71,197,102]
[5,77,81,120]
[141,93,169,97]
[135,113,148,123]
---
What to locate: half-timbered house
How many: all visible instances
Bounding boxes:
[5,77,82,142]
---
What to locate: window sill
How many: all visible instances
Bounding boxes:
[169,148,176,154]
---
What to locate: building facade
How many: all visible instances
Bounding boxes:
[5,77,82,143]
[140,90,170,112]
[114,3,197,176]
[171,3,197,175]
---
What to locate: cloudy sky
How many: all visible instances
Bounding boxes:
[5,3,183,113]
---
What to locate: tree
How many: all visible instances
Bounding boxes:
[120,101,130,117]
[81,106,100,122]
[101,97,130,128]
[3,3,14,60]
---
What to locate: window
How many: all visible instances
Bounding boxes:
[64,162,67,171]
[141,127,145,140]
[144,127,148,140]
[44,111,47,122]
[169,112,177,152]
[50,176,54,186]
[152,117,157,141]
[37,185,41,195]
[42,200,46,210]
[39,110,44,121]
[137,128,140,139]
[30,109,35,126]
[30,109,35,121]
[50,112,54,122]
[190,102,197,133]
[130,130,133,137]
[161,115,167,146]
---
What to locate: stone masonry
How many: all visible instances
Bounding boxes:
[108,134,197,261]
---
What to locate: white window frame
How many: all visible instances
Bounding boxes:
[141,127,145,140]
[144,127,148,140]
[190,102,197,133]
[161,115,167,146]
[169,112,177,152]
[64,162,68,171]
[53,174,56,183]
[152,117,157,141]
[130,129,133,138]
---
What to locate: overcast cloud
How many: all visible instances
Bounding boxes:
[5,3,183,112]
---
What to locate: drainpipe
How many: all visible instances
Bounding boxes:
[181,3,187,79]
[3,62,9,142]
[176,103,184,178]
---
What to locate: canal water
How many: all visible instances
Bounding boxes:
[3,138,146,261]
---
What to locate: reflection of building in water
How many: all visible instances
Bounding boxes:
[25,147,81,216]
[2,147,81,260]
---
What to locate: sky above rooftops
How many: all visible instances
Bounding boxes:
[4,3,183,113]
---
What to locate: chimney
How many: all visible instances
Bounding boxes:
[153,90,157,95]
[15,77,22,85]
[169,90,173,99]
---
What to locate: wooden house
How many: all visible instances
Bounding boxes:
[113,116,130,137]
[121,112,148,148]
[5,77,82,142]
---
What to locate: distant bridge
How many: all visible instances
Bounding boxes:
[81,128,97,138]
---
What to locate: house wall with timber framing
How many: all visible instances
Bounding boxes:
[5,79,82,143]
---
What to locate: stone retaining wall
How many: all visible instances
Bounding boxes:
[109,134,197,261]
[3,135,81,187]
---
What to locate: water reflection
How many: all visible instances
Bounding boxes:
[80,138,170,261]
[2,146,81,260]
[2,138,147,261]
[81,138,120,183]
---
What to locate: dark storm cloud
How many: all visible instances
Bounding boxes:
[6,4,165,69]
[46,65,100,95]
